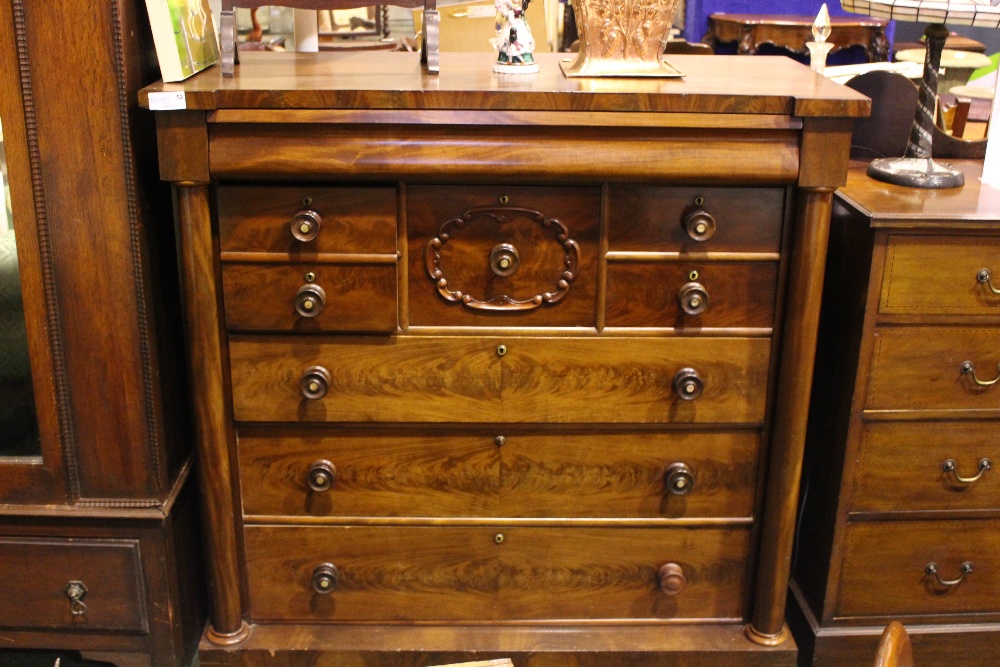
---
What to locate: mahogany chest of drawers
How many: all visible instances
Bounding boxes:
[142,51,865,665]
[791,161,1000,666]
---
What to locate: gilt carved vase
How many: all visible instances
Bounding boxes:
[560,0,682,77]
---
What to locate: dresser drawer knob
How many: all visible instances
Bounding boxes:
[678,282,709,315]
[658,563,687,595]
[960,360,1000,387]
[295,283,327,318]
[665,463,695,495]
[300,366,332,400]
[64,581,88,617]
[976,268,1000,294]
[682,209,717,242]
[308,459,337,491]
[942,458,992,485]
[925,561,973,588]
[311,563,339,594]
[290,209,322,242]
[673,368,704,400]
[490,243,520,277]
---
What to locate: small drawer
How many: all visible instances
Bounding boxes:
[406,185,601,328]
[607,186,784,253]
[217,185,396,254]
[245,525,750,622]
[222,263,397,332]
[605,261,778,329]
[852,422,1000,514]
[880,235,1000,316]
[0,537,146,632]
[237,428,759,519]
[866,327,1000,413]
[837,520,1000,618]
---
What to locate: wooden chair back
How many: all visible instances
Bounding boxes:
[874,622,913,667]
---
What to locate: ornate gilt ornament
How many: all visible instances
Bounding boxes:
[560,0,683,77]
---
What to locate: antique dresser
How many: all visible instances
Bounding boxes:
[791,161,1000,666]
[142,51,866,665]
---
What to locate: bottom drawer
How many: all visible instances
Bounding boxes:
[245,525,750,623]
[0,537,147,632]
[837,520,1000,619]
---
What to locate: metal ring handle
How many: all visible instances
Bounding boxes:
[925,561,973,587]
[942,458,992,485]
[977,268,1000,295]
[65,581,88,617]
[960,361,1000,387]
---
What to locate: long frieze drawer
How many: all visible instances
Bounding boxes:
[229,336,771,424]
[217,185,396,254]
[837,520,1000,619]
[0,537,147,632]
[237,428,760,519]
[222,263,397,332]
[407,184,600,328]
[244,525,750,623]
[880,235,1000,316]
[852,422,1000,514]
[607,186,785,253]
[866,328,1000,413]
[606,261,778,329]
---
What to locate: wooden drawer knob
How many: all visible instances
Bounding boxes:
[490,243,520,277]
[665,462,695,495]
[673,368,704,400]
[682,209,717,242]
[658,563,687,595]
[311,563,339,594]
[307,460,337,492]
[678,281,709,315]
[300,366,331,400]
[290,209,322,242]
[295,283,327,318]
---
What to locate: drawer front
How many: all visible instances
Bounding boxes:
[867,327,1000,413]
[222,263,397,332]
[880,235,1000,316]
[245,525,749,622]
[853,422,1000,513]
[407,185,601,328]
[218,185,396,254]
[606,261,778,329]
[0,537,146,632]
[838,521,1000,618]
[607,186,784,253]
[238,428,759,519]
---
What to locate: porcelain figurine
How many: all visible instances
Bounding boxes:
[492,0,539,73]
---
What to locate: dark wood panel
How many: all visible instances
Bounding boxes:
[606,261,778,329]
[407,185,601,328]
[607,186,785,254]
[218,185,396,255]
[222,263,397,332]
[809,623,1000,667]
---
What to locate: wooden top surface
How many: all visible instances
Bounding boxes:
[139,51,869,118]
[708,13,888,27]
[838,160,1000,227]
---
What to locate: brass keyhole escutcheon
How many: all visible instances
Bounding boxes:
[494,533,505,544]
[497,344,508,357]
[688,270,699,281]
[694,196,705,207]
[495,435,506,447]
[305,272,316,282]
[303,197,313,207]
[499,195,510,205]
[489,243,520,277]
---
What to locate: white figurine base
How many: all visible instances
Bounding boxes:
[493,62,540,74]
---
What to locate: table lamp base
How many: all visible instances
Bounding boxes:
[867,156,965,189]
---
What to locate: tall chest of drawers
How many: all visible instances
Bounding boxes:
[142,51,865,665]
[791,161,1000,666]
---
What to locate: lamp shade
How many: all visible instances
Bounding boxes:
[841,0,1000,27]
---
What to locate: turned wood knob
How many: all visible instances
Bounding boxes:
[659,563,687,595]
[489,243,520,277]
[678,281,709,315]
[665,462,695,495]
[682,209,717,242]
[295,283,327,318]
[311,563,339,594]
[290,209,322,242]
[673,368,704,401]
[300,365,331,400]
[307,460,337,492]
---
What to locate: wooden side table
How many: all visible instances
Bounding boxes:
[704,14,889,62]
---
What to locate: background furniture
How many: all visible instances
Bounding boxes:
[703,13,889,61]
[142,49,865,665]
[874,623,913,667]
[0,1,203,665]
[791,160,1000,667]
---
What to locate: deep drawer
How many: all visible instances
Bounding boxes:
[237,427,759,519]
[866,327,1000,413]
[217,185,396,255]
[244,525,750,623]
[852,422,1000,514]
[228,336,771,424]
[222,263,397,332]
[0,537,146,632]
[605,261,778,329]
[837,520,1000,619]
[607,186,785,254]
[880,235,1000,316]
